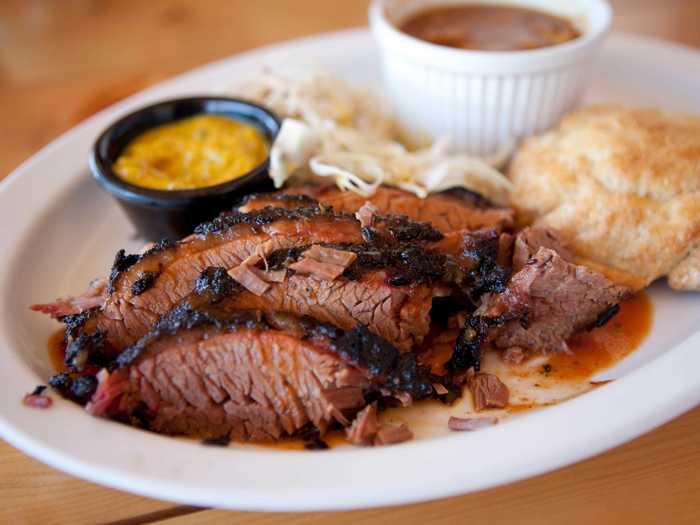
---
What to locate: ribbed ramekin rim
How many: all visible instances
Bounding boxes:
[369,0,613,67]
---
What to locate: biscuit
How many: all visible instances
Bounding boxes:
[508,105,700,291]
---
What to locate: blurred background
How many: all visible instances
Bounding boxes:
[1,1,699,523]
[0,0,699,178]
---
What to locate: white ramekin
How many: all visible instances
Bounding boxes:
[369,0,612,156]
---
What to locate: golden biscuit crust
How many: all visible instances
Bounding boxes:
[668,244,700,290]
[509,106,700,291]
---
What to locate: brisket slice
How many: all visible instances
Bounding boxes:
[489,247,630,352]
[239,185,514,233]
[219,227,514,351]
[431,228,513,303]
[223,270,435,351]
[450,247,630,371]
[68,210,364,353]
[31,278,107,318]
[86,304,434,441]
[512,226,572,272]
[93,329,366,440]
[39,204,448,354]
[92,324,366,440]
[39,215,499,370]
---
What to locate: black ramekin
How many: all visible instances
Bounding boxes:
[89,97,281,241]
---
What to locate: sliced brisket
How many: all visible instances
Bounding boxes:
[240,185,514,233]
[34,183,635,448]
[41,209,364,356]
[31,278,107,318]
[91,322,363,440]
[223,270,435,351]
[449,246,630,371]
[489,247,630,352]
[85,299,434,441]
[512,226,572,272]
[39,208,507,370]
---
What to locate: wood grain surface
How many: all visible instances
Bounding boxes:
[1,1,699,524]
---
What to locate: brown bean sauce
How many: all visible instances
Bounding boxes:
[400,5,581,51]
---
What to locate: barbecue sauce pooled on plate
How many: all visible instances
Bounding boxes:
[547,292,653,381]
[400,5,581,51]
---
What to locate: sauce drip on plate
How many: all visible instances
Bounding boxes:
[400,5,581,51]
[547,292,653,380]
[250,431,347,451]
[48,329,67,372]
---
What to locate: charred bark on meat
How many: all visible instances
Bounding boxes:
[106,239,175,294]
[130,271,160,296]
[194,204,354,236]
[461,230,511,301]
[48,373,98,405]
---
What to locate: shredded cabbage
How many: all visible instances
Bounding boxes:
[230,68,395,140]
[231,69,513,205]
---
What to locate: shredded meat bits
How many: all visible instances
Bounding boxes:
[469,373,509,411]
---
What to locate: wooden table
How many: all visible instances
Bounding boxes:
[1,1,699,523]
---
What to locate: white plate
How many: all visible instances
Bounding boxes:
[1,29,699,511]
